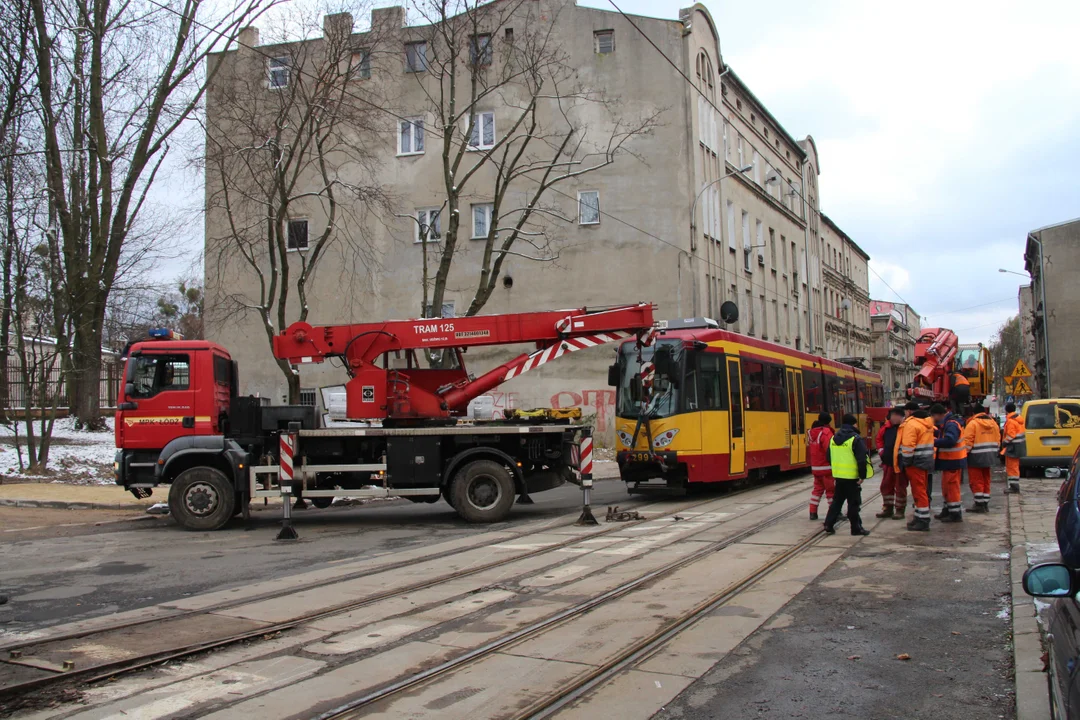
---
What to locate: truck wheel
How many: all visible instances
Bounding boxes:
[442,487,456,509]
[311,497,334,509]
[451,460,515,523]
[168,467,236,531]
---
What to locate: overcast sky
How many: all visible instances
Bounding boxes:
[162,0,1080,345]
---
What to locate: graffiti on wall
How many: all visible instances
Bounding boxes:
[551,389,616,432]
[486,391,520,419]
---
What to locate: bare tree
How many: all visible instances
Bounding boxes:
[204,5,388,403]
[407,0,660,320]
[990,314,1022,398]
[26,0,279,429]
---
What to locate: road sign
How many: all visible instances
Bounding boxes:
[1013,378,1033,396]
[1010,359,1032,378]
[1004,375,1014,386]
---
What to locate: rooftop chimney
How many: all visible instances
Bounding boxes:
[323,12,354,42]
[371,6,406,32]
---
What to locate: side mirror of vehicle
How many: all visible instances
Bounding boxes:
[652,345,680,389]
[124,382,135,398]
[1022,563,1075,598]
[608,363,620,387]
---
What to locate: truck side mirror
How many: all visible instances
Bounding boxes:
[608,363,619,387]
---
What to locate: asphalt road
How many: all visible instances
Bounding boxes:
[0,476,636,635]
[654,476,1015,720]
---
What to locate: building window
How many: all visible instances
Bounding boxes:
[505,28,514,43]
[268,56,290,89]
[351,50,371,79]
[781,234,787,274]
[731,283,739,330]
[750,113,756,124]
[398,117,424,155]
[594,30,614,54]
[405,41,428,72]
[755,220,764,264]
[764,127,769,138]
[299,388,317,407]
[578,190,600,225]
[471,203,494,239]
[726,200,735,251]
[753,151,761,185]
[287,219,308,250]
[468,112,496,150]
[741,211,751,271]
[760,294,767,338]
[769,228,776,268]
[470,34,492,66]
[736,99,742,111]
[746,289,755,335]
[415,208,441,243]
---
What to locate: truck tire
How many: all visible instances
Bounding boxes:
[311,497,334,509]
[450,460,515,523]
[168,467,236,531]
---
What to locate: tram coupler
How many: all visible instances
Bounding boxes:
[576,475,598,526]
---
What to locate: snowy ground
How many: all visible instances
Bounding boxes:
[0,417,116,484]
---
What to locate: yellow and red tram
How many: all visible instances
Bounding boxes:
[612,321,885,489]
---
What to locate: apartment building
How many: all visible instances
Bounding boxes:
[1024,218,1080,398]
[204,2,876,431]
[869,300,922,404]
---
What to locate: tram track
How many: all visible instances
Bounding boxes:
[314,491,878,720]
[0,477,812,704]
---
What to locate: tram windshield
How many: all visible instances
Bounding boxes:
[615,341,683,419]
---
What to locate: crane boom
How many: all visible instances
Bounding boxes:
[273,303,656,422]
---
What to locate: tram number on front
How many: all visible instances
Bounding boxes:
[627,451,653,463]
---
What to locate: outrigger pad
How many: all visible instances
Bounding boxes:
[576,506,599,526]
[517,493,535,505]
[275,524,300,541]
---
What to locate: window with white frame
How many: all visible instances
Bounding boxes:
[471,203,494,239]
[726,200,735,251]
[470,34,492,65]
[405,42,428,72]
[398,117,424,155]
[415,208,441,243]
[752,151,761,185]
[741,210,751,271]
[578,190,600,225]
[287,219,308,250]
[352,49,371,79]
[268,57,290,89]
[594,30,614,54]
[467,112,495,150]
[755,220,764,264]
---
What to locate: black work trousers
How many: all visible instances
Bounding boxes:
[824,478,863,532]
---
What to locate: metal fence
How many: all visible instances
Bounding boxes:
[3,356,122,412]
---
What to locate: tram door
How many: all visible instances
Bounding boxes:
[727,358,746,475]
[787,368,806,466]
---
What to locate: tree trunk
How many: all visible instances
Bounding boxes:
[71,320,105,430]
[276,357,300,405]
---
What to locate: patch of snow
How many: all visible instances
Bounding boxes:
[994,552,1010,560]
[997,606,1011,620]
[1027,542,1062,565]
[0,417,116,484]
[1034,598,1053,614]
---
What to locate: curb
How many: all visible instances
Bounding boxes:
[1008,488,1053,720]
[0,498,151,511]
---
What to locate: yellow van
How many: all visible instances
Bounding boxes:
[1020,398,1080,477]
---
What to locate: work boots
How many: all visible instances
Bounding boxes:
[935,507,951,520]
[875,506,894,519]
[906,517,931,532]
[970,502,989,514]
[892,506,907,520]
[851,525,871,536]
[940,510,963,523]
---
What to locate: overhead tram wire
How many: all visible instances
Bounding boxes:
[142,0,802,318]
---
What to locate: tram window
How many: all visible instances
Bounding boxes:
[858,382,870,410]
[844,376,858,414]
[742,360,766,411]
[871,383,884,406]
[764,364,787,411]
[696,353,727,411]
[804,371,823,412]
[824,375,841,412]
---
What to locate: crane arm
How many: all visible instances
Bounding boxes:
[272,303,656,421]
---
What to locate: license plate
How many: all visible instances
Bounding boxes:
[1041,437,1071,447]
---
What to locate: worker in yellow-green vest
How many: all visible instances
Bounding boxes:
[824,413,874,536]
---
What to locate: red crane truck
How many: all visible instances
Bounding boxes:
[113,304,656,530]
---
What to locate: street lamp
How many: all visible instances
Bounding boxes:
[681,164,753,317]
[998,268,1028,278]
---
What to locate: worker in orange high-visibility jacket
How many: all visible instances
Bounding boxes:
[963,404,1002,512]
[895,404,936,531]
[931,403,967,523]
[949,371,971,415]
[806,412,835,520]
[1002,402,1025,493]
